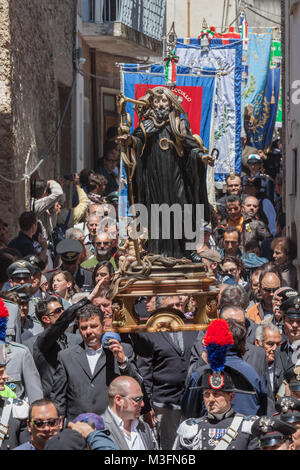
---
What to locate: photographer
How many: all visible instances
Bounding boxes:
[31,179,64,241]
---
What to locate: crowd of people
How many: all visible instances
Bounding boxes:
[0,126,300,452]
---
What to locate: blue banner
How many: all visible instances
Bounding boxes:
[244,65,280,150]
[241,29,272,120]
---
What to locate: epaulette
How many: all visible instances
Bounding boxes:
[241,415,258,434]
[176,418,201,439]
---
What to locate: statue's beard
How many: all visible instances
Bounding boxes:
[150,107,170,125]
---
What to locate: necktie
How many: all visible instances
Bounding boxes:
[169,332,183,354]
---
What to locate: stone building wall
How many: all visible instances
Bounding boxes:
[0,0,74,237]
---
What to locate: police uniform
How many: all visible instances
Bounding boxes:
[251,415,296,449]
[0,308,28,450]
[173,319,260,450]
[8,284,43,340]
[174,411,258,450]
[275,295,300,396]
[45,239,93,290]
[5,341,43,404]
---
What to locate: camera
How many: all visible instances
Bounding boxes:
[103,338,113,349]
[63,174,75,181]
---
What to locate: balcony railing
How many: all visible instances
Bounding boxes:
[81,0,166,41]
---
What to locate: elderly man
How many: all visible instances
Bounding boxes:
[51,303,140,422]
[255,324,281,395]
[101,376,155,450]
[275,295,300,395]
[84,213,101,257]
[247,267,282,323]
[81,230,117,271]
[199,249,221,279]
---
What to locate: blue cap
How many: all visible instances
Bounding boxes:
[102,332,121,348]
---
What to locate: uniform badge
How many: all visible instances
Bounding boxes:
[208,429,216,446]
[209,371,224,390]
[294,366,300,381]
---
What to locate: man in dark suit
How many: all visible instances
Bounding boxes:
[136,295,198,450]
[101,376,155,450]
[51,303,141,422]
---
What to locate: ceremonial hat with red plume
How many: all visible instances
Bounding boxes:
[195,319,255,394]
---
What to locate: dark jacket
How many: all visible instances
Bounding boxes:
[95,162,118,196]
[8,231,36,257]
[29,298,88,397]
[50,341,140,422]
[136,331,198,408]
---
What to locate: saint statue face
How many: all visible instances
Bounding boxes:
[153,93,171,110]
[151,92,171,124]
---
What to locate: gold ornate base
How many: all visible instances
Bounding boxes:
[108,261,219,333]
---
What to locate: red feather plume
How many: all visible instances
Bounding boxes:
[203,319,234,347]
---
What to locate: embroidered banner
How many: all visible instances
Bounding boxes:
[176,37,243,181]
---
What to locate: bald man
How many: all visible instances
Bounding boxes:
[241,196,270,245]
[101,376,155,450]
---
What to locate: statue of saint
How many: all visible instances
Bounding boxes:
[118,86,214,259]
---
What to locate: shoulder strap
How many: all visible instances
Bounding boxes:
[0,399,13,445]
[214,415,244,451]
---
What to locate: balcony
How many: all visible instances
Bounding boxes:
[81,0,165,59]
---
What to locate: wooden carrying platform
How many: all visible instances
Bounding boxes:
[109,262,219,333]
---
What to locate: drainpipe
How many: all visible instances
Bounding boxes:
[72,0,78,173]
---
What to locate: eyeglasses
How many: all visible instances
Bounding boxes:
[96,241,110,246]
[32,418,60,429]
[261,287,279,294]
[121,395,144,403]
[47,307,64,316]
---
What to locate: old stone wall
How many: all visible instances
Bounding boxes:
[0,0,74,237]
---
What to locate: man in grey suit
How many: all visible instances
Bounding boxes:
[101,376,155,450]
[51,303,141,422]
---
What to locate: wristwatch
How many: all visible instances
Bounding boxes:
[117,357,128,369]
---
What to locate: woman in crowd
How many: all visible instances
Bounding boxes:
[221,256,248,288]
[92,260,114,288]
[49,270,80,305]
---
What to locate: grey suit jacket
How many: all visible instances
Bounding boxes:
[51,341,141,421]
[5,342,43,404]
[4,300,21,343]
[101,408,155,450]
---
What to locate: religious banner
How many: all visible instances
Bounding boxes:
[119,64,216,218]
[176,37,243,181]
[244,66,280,149]
[241,28,272,120]
[270,39,282,128]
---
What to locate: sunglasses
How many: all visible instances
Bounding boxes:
[121,395,144,403]
[47,307,64,316]
[262,287,279,294]
[32,418,60,429]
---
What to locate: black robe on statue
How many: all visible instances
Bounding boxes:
[132,118,210,258]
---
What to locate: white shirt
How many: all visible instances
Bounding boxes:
[268,363,274,391]
[85,344,102,375]
[108,408,145,450]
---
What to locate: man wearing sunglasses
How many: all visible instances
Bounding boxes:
[13,398,62,450]
[101,376,155,450]
[247,267,282,324]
